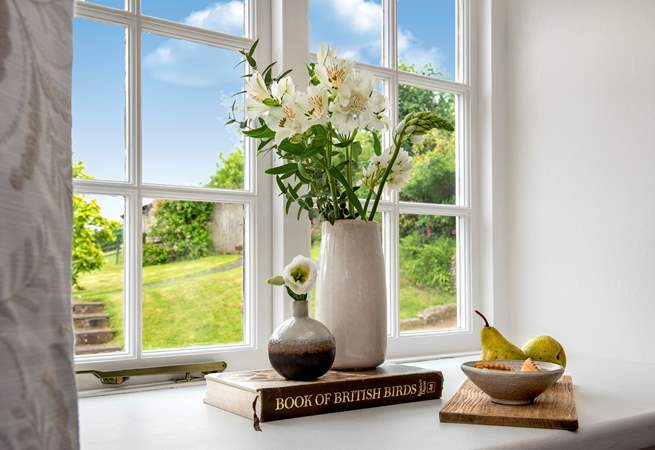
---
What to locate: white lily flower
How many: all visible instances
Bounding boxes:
[282,255,318,295]
[385,148,413,190]
[263,92,307,144]
[330,69,388,135]
[315,45,353,91]
[246,71,271,102]
[270,76,296,102]
[298,84,330,127]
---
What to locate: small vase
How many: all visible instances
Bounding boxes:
[268,300,336,381]
[316,219,387,370]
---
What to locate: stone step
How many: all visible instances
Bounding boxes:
[72,301,105,315]
[75,343,121,355]
[73,313,109,330]
[75,328,115,346]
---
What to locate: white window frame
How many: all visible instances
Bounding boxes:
[73,0,485,381]
[73,0,274,374]
[305,0,481,358]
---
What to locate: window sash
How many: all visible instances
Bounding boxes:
[73,0,477,373]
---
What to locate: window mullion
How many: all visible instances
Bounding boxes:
[126,12,143,359]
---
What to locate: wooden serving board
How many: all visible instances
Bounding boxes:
[439,375,578,431]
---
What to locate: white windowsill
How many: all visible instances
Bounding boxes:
[78,355,655,450]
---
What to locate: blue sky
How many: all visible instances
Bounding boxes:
[73,0,455,220]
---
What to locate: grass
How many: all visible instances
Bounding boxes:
[73,251,243,350]
[74,244,455,351]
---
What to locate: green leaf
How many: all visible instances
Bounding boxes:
[266,162,298,175]
[243,125,275,139]
[278,139,306,156]
[372,131,382,156]
[329,167,364,217]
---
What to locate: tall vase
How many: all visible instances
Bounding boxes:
[316,219,387,370]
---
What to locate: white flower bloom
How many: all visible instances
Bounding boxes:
[246,71,270,102]
[363,147,413,191]
[330,70,388,135]
[282,255,318,295]
[385,148,413,190]
[315,45,353,91]
[263,92,307,144]
[298,84,330,127]
[270,76,295,101]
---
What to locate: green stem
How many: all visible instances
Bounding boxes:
[362,187,374,221]
[325,125,340,221]
[368,133,404,221]
[346,143,353,216]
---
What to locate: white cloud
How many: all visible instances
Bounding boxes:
[331,0,382,35]
[143,1,244,87]
[398,28,444,72]
[319,0,444,72]
[185,1,244,35]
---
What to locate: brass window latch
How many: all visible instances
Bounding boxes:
[76,361,227,385]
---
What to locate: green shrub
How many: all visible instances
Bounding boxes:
[142,243,171,266]
[400,233,456,294]
[143,200,214,266]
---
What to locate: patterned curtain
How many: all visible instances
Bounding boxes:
[0,0,79,448]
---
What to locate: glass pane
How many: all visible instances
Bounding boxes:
[72,19,126,181]
[141,199,245,350]
[141,0,245,36]
[141,33,245,188]
[398,86,456,205]
[310,213,383,318]
[399,214,457,333]
[84,0,125,9]
[72,194,125,355]
[398,0,456,80]
[309,0,382,66]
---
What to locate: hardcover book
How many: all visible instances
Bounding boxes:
[204,364,443,426]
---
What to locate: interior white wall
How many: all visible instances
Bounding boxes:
[500,0,655,362]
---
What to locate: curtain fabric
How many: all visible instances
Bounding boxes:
[0,0,79,449]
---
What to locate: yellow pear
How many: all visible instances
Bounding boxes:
[521,336,567,368]
[476,310,527,361]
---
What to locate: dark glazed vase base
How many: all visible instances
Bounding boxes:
[269,348,336,381]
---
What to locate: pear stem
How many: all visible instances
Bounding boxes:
[475,310,490,327]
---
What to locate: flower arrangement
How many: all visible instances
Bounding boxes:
[229,41,454,224]
[267,255,317,301]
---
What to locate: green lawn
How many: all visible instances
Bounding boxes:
[73,252,243,350]
[74,244,454,351]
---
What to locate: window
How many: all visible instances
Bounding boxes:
[73,0,476,375]
[309,0,474,358]
[72,0,271,371]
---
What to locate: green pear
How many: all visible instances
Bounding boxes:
[521,336,567,368]
[475,310,527,361]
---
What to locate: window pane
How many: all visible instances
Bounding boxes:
[398,86,456,205]
[398,0,456,81]
[72,19,126,181]
[72,194,125,355]
[399,214,457,333]
[309,0,382,66]
[84,0,125,9]
[141,199,245,350]
[141,33,245,188]
[141,0,245,36]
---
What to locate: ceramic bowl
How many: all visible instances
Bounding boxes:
[461,359,564,405]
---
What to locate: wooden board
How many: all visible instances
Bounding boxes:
[439,375,578,431]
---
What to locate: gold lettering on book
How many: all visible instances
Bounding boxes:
[272,382,428,410]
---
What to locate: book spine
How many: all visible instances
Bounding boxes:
[258,372,443,422]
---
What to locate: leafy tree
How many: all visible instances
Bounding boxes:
[207,148,244,189]
[72,162,120,287]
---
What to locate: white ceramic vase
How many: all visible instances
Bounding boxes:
[316,219,387,370]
